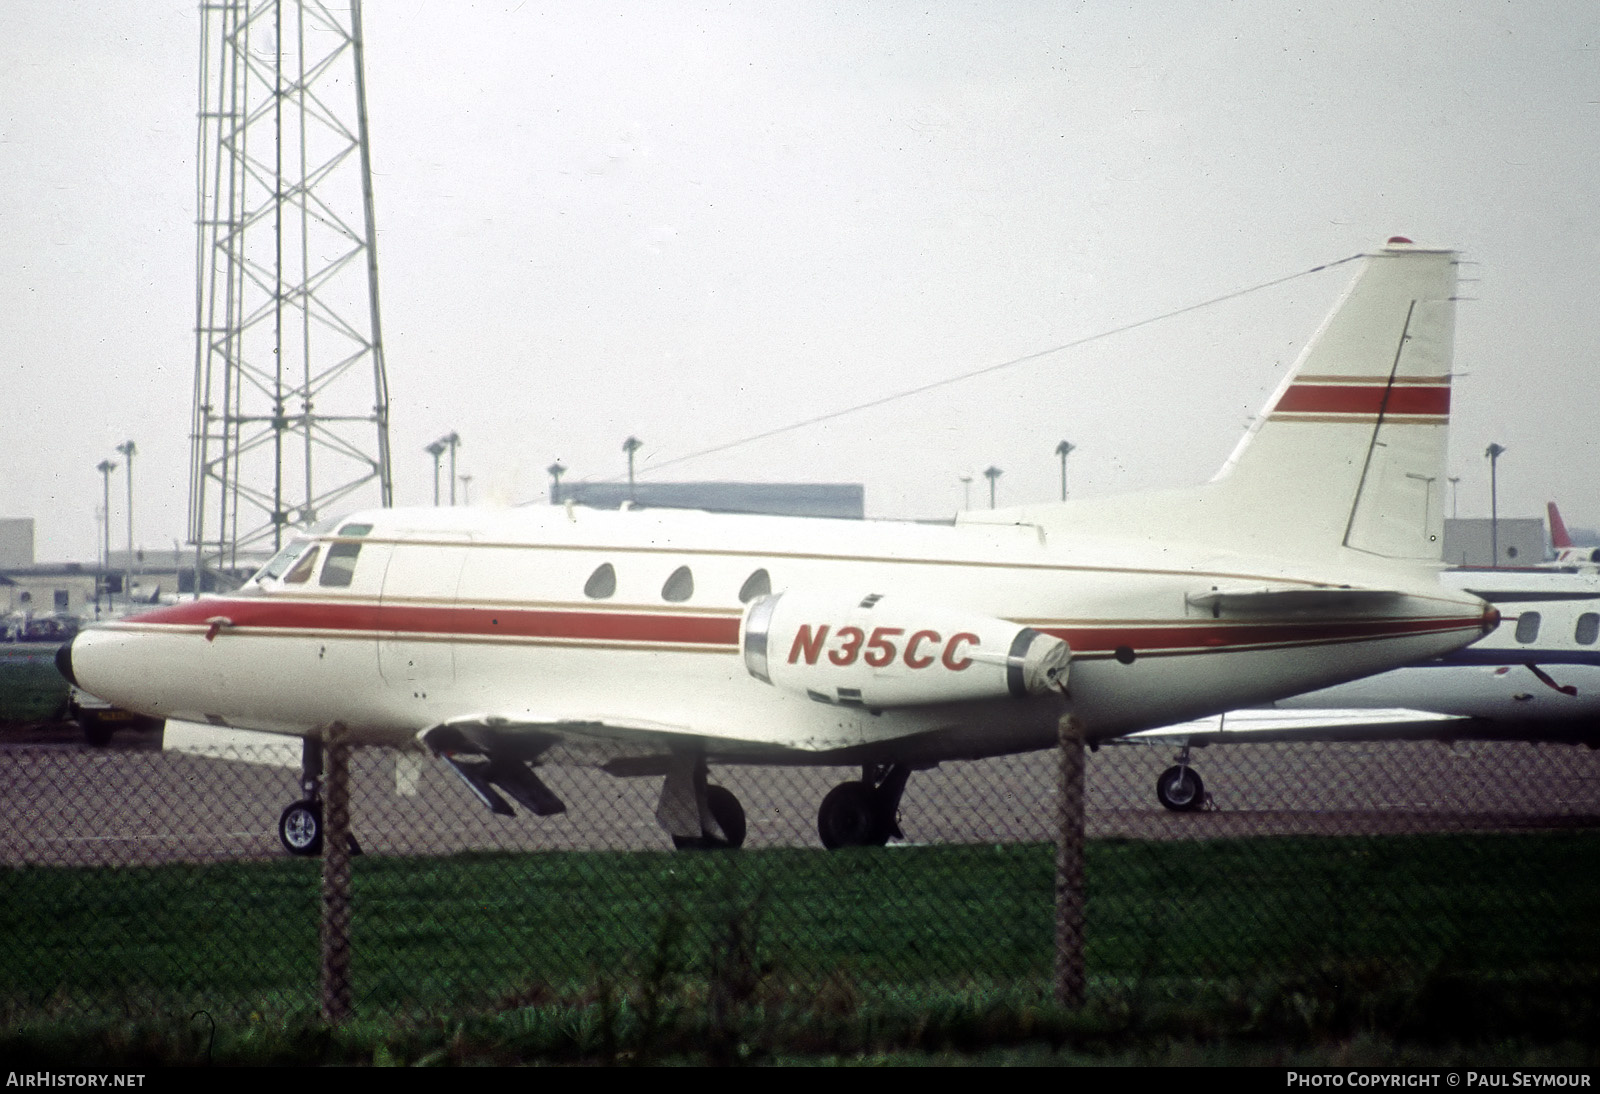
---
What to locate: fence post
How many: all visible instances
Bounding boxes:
[320,724,353,1024]
[1054,713,1086,1008]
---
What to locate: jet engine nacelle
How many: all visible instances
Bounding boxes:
[740,591,1069,708]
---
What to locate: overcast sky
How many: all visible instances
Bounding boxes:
[3,1,1597,563]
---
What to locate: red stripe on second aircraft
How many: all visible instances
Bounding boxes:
[1273,383,1450,417]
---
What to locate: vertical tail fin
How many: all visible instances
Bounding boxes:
[1549,502,1573,549]
[969,240,1460,566]
[1205,239,1457,560]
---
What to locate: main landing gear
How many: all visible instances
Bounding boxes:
[671,785,747,851]
[1156,744,1206,812]
[817,763,909,849]
[657,755,747,850]
[656,759,909,851]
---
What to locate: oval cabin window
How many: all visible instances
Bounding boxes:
[1575,613,1599,646]
[661,565,694,603]
[738,568,771,603]
[1514,611,1541,644]
[584,563,617,600]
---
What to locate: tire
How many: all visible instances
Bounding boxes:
[82,718,115,748]
[1156,765,1205,812]
[670,784,746,850]
[817,781,892,849]
[278,799,324,856]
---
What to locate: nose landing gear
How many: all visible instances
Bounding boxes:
[279,798,324,856]
[1155,744,1207,812]
[277,736,361,856]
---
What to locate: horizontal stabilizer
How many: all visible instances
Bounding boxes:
[1184,585,1400,615]
[1456,588,1600,604]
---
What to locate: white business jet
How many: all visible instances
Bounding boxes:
[58,240,1496,853]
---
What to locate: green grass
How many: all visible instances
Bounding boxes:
[2,832,1599,1062]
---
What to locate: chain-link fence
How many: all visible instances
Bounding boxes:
[3,731,1598,1028]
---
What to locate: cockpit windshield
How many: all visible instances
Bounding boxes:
[253,539,313,584]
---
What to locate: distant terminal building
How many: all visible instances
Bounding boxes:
[2,549,228,623]
[1442,518,1546,567]
[556,482,865,520]
[2,563,96,620]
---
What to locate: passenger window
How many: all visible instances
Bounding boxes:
[662,565,694,603]
[1514,611,1541,644]
[738,568,771,603]
[319,541,363,588]
[584,563,617,599]
[1576,613,1599,646]
[283,546,321,584]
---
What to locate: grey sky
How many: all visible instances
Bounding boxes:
[3,1,1596,562]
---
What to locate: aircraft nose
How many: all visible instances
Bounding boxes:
[55,636,78,687]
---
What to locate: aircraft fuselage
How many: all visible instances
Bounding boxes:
[64,503,1494,766]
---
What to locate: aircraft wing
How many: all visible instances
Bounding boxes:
[1121,707,1477,746]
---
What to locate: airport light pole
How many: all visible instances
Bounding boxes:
[623,436,642,504]
[459,474,472,506]
[1486,443,1507,565]
[960,475,972,511]
[431,433,461,505]
[1449,476,1461,519]
[425,441,446,506]
[547,462,567,505]
[114,441,136,608]
[1406,473,1438,536]
[984,466,1003,509]
[1055,440,1076,502]
[96,459,116,616]
[446,434,460,505]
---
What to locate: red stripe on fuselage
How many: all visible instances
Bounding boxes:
[120,598,741,646]
[1272,383,1449,417]
[118,598,1484,657]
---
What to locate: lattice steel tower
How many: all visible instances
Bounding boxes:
[190,0,392,584]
